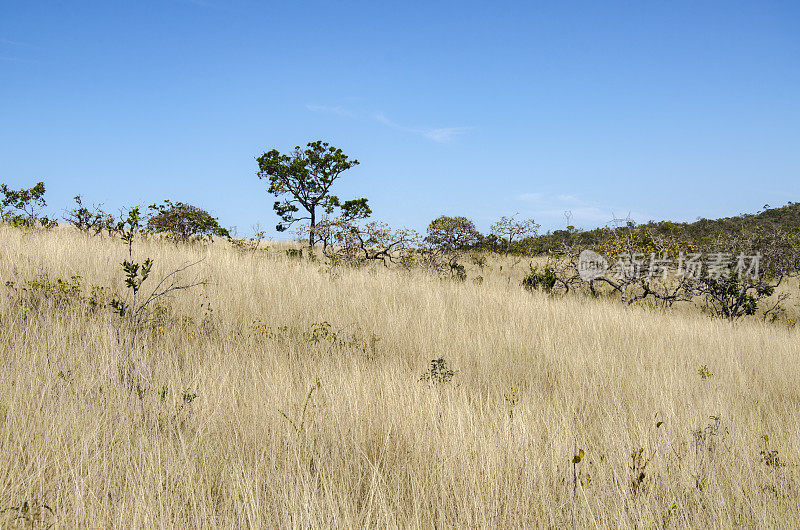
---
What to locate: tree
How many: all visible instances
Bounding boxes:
[425,216,481,252]
[65,195,115,235]
[0,181,56,227]
[422,216,481,280]
[490,214,540,256]
[256,140,371,248]
[146,200,229,244]
[310,215,419,267]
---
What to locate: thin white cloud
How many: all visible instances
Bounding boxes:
[374,112,471,143]
[174,0,213,6]
[0,38,28,46]
[422,127,472,143]
[305,104,355,117]
[0,55,39,64]
[304,105,471,143]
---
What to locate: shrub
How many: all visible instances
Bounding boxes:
[691,271,778,321]
[522,266,558,293]
[420,358,457,383]
[0,181,57,228]
[425,215,480,253]
[64,195,115,235]
[146,200,229,244]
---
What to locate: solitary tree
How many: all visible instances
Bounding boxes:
[256,140,370,248]
[146,200,229,244]
[425,215,481,252]
[490,214,540,256]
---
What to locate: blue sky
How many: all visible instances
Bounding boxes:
[2,1,798,237]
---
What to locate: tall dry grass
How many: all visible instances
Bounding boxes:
[0,225,798,527]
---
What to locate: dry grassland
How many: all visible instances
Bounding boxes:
[0,226,798,527]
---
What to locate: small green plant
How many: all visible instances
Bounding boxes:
[693,415,727,457]
[522,265,558,293]
[5,273,107,315]
[504,386,519,418]
[698,364,713,380]
[449,261,467,282]
[304,321,337,344]
[760,434,785,468]
[252,320,378,357]
[21,274,82,309]
[469,253,487,270]
[111,207,205,386]
[181,388,198,404]
[691,414,728,493]
[420,358,457,383]
[227,225,266,254]
[571,447,585,528]
[629,447,655,496]
[57,369,72,383]
[279,379,321,435]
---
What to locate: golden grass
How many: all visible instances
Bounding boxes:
[1,225,798,527]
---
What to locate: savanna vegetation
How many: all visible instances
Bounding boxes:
[1,147,799,527]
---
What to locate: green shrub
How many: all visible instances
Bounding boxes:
[147,200,229,244]
[0,181,57,228]
[522,266,557,293]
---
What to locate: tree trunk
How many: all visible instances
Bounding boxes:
[309,208,316,249]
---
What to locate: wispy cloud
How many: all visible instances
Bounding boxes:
[305,104,355,117]
[374,113,472,143]
[0,55,39,64]
[304,103,471,143]
[0,37,29,47]
[174,0,213,6]
[1,37,40,63]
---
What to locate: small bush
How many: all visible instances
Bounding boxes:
[0,181,57,228]
[522,266,557,293]
[64,195,115,235]
[147,200,229,244]
[420,358,457,383]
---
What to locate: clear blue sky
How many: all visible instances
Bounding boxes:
[2,1,798,237]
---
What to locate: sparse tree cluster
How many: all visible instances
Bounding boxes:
[3,140,798,325]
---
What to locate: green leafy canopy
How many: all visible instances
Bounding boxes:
[256,140,370,246]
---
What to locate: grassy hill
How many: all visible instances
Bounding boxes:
[0,225,798,527]
[527,202,800,254]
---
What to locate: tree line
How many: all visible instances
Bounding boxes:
[3,139,800,322]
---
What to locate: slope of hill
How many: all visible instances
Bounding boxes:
[528,202,800,253]
[0,225,798,527]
